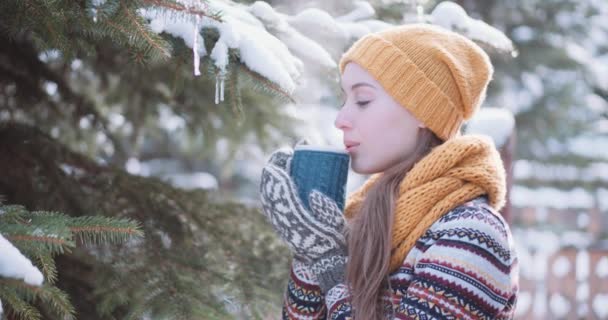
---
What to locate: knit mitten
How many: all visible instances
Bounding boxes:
[259,148,347,293]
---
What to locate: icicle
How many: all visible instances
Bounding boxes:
[215,73,220,104]
[193,14,201,76]
[220,76,225,102]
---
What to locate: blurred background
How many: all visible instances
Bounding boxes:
[0,0,606,319]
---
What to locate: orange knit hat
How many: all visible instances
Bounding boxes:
[338,24,493,140]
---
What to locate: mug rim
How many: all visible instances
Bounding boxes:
[294,145,348,154]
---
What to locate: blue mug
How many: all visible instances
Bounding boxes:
[289,145,350,211]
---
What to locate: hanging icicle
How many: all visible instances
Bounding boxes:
[215,71,226,104]
[215,72,220,104]
[220,74,225,102]
[193,14,201,76]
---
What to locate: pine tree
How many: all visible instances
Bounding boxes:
[452,0,608,209]
[0,201,142,320]
[0,122,293,319]
[0,0,518,318]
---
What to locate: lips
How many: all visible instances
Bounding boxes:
[344,140,360,153]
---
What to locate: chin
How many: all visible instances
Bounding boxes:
[351,161,384,175]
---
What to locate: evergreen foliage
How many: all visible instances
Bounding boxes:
[0,199,142,320]
[0,122,291,319]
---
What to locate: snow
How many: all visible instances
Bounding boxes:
[561,231,593,248]
[465,107,515,147]
[60,164,85,176]
[139,1,302,98]
[577,250,590,281]
[0,234,44,286]
[514,291,532,317]
[565,42,608,92]
[552,256,571,278]
[598,189,608,212]
[430,1,513,53]
[514,160,608,183]
[359,19,393,33]
[495,76,536,115]
[592,293,608,318]
[430,1,468,30]
[107,112,125,130]
[249,1,282,26]
[549,293,570,318]
[596,256,608,278]
[287,8,348,42]
[248,2,336,70]
[511,25,535,42]
[275,26,336,69]
[136,0,514,106]
[568,136,608,160]
[338,22,374,39]
[156,230,172,249]
[44,81,58,96]
[577,282,590,303]
[521,72,544,99]
[577,213,589,229]
[209,39,229,71]
[512,186,594,210]
[587,93,608,114]
[234,26,300,92]
[533,287,547,318]
[579,301,590,317]
[335,1,375,22]
[193,15,202,76]
[163,172,219,190]
[125,157,150,176]
[158,105,185,131]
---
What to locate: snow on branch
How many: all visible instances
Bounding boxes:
[466,107,515,147]
[138,0,514,102]
[430,1,514,54]
[0,233,44,286]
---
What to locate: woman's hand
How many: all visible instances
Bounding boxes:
[259,147,347,293]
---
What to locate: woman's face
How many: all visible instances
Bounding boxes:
[334,62,425,175]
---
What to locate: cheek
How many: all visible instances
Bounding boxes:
[354,112,418,173]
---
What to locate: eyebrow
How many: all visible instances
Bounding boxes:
[341,82,377,91]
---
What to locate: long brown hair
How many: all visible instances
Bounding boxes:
[344,128,442,319]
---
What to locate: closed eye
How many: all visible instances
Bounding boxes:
[357,101,370,107]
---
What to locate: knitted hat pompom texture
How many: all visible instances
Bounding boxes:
[338,24,493,141]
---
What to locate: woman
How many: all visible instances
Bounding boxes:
[259,24,518,319]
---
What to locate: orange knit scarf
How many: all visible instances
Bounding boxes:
[343,135,507,272]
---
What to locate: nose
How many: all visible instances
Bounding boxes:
[334,106,352,130]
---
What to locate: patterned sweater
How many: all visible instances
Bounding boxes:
[282,196,519,319]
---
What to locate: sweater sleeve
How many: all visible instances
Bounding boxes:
[324,203,518,320]
[282,259,327,320]
[394,205,519,319]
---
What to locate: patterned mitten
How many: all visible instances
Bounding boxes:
[259,147,347,293]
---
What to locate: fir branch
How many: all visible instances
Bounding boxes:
[5,235,69,248]
[237,62,296,104]
[120,0,171,59]
[143,0,223,23]
[0,32,129,161]
[35,253,58,285]
[68,216,143,245]
[228,65,244,125]
[0,279,76,320]
[0,285,42,320]
[36,286,76,320]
